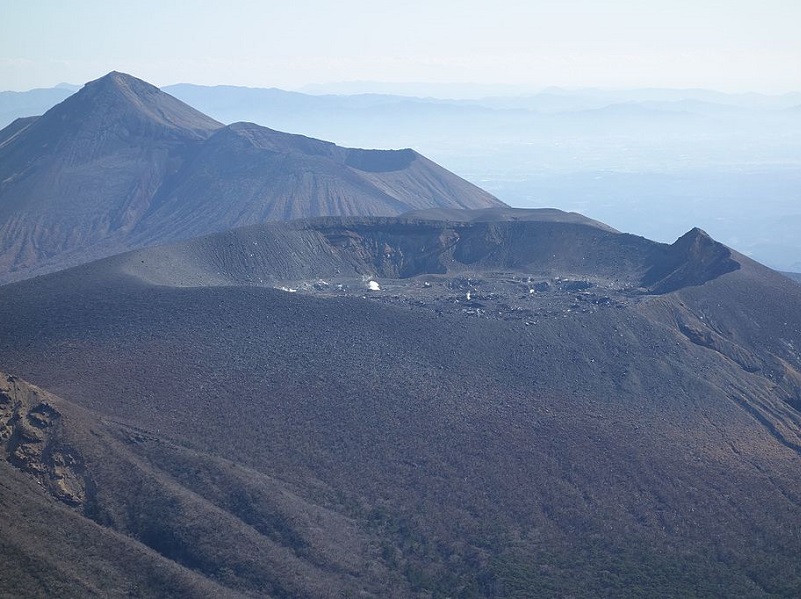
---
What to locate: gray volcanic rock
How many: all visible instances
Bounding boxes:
[129,122,502,246]
[0,72,503,283]
[0,72,222,279]
[401,205,619,230]
[641,227,740,293]
[112,209,659,288]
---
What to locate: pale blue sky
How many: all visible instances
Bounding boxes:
[2,0,800,92]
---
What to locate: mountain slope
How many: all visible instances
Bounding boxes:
[0,373,406,598]
[0,72,222,280]
[128,122,502,246]
[2,210,801,596]
[0,87,75,129]
[0,72,503,283]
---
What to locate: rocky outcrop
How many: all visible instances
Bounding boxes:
[641,228,740,293]
[0,374,86,506]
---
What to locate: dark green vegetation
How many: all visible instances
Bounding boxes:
[2,211,801,597]
[0,72,501,283]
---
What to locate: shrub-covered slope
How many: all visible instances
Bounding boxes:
[2,211,801,597]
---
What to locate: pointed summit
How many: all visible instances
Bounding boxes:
[642,227,740,293]
[0,72,503,282]
[0,72,223,277]
[674,226,713,247]
[42,71,222,141]
[0,72,222,178]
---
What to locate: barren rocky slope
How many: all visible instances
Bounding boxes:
[2,210,801,597]
[0,72,502,283]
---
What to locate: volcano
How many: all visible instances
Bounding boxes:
[1,209,801,597]
[0,72,502,283]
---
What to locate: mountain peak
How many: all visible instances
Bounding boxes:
[642,227,740,293]
[677,226,713,243]
[0,72,502,281]
[83,70,156,97]
[91,70,143,86]
[59,71,222,138]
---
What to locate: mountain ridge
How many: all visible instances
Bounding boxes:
[7,208,720,292]
[0,71,503,283]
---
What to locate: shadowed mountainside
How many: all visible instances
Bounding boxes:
[107,208,735,295]
[2,210,801,597]
[0,72,502,284]
[0,373,407,598]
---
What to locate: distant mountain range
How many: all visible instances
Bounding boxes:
[0,72,501,282]
[3,208,801,596]
[0,87,74,127]
[4,80,800,134]
[4,79,801,275]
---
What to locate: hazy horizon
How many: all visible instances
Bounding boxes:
[2,1,800,271]
[2,1,800,94]
[5,77,801,100]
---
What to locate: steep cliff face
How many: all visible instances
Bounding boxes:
[109,209,698,289]
[0,375,87,507]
